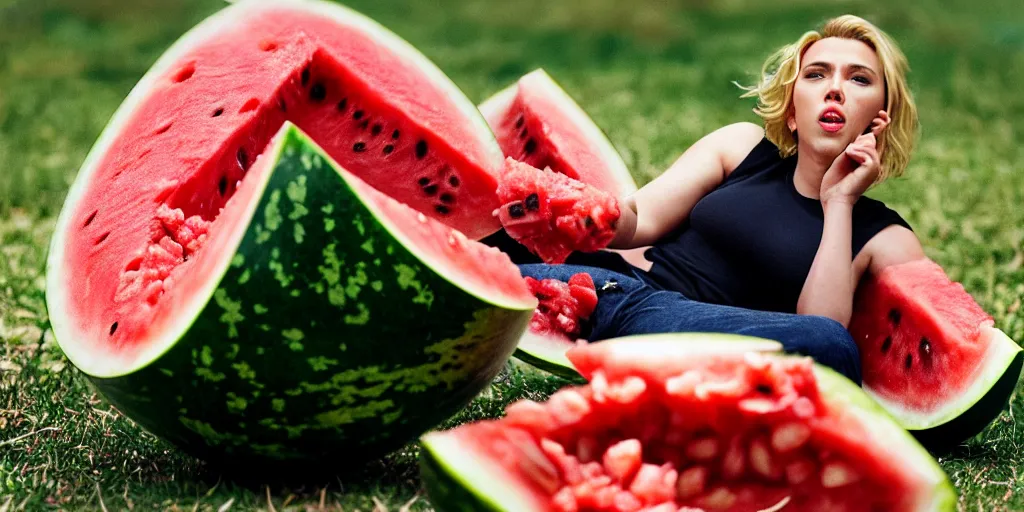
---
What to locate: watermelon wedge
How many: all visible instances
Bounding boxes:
[849,258,1023,451]
[421,334,956,511]
[479,68,636,198]
[45,0,534,469]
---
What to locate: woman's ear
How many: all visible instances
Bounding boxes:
[786,113,797,133]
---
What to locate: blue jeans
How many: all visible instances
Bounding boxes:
[518,262,862,385]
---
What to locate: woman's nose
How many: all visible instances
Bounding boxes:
[825,77,844,103]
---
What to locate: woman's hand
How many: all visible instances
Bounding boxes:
[819,110,890,206]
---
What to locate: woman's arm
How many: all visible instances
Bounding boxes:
[797,200,856,324]
[608,122,765,249]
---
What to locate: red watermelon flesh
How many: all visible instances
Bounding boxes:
[849,259,992,413]
[525,273,598,342]
[421,337,954,511]
[495,158,620,264]
[57,1,507,360]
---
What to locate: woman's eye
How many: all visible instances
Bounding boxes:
[804,71,823,79]
[853,76,871,85]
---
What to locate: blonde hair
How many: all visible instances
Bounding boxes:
[739,15,919,183]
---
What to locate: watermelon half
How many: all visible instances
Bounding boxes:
[479,69,652,375]
[421,334,956,511]
[45,0,535,469]
[849,258,1023,451]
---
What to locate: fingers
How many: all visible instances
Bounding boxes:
[845,144,878,169]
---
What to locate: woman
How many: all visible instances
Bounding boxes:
[509,15,925,385]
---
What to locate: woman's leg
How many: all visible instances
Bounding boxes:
[518,263,862,384]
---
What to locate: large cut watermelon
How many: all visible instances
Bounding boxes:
[849,258,1023,451]
[45,0,534,470]
[421,334,956,511]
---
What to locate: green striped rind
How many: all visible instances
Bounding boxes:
[865,326,1023,451]
[88,124,532,468]
[813,365,958,511]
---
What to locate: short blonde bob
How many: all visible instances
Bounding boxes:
[739,15,919,183]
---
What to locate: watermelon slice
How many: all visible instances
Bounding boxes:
[522,273,599,370]
[479,68,636,198]
[421,334,956,511]
[495,158,621,264]
[849,258,1023,450]
[44,0,534,470]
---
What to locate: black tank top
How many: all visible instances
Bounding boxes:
[641,137,912,313]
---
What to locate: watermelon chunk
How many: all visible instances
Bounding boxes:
[525,273,598,340]
[44,0,535,471]
[849,258,1023,450]
[495,158,621,264]
[421,334,956,511]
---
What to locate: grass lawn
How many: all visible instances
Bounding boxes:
[3,0,1024,509]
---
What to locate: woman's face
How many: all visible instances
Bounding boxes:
[788,37,887,161]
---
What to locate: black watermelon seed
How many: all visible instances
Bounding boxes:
[584,216,594,227]
[353,110,364,120]
[83,210,98,228]
[309,83,326,102]
[519,128,528,139]
[337,98,348,111]
[525,138,537,155]
[95,231,111,245]
[383,144,394,155]
[508,203,525,218]
[360,120,370,130]
[905,354,913,370]
[525,193,539,211]
[888,308,901,325]
[449,175,460,187]
[515,115,525,129]
[434,205,450,215]
[919,337,931,355]
[218,176,227,196]
[415,140,428,159]
[371,124,383,136]
[756,384,772,395]
[418,177,430,186]
[212,108,224,117]
[237,147,250,171]
[300,67,310,86]
[439,193,454,204]
[110,322,118,335]
[353,142,367,153]
[881,336,892,353]
[277,95,287,112]
[423,184,439,196]
[392,129,400,140]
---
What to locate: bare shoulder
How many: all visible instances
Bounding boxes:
[863,225,927,276]
[707,122,765,176]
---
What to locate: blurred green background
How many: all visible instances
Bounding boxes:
[1,0,1024,509]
